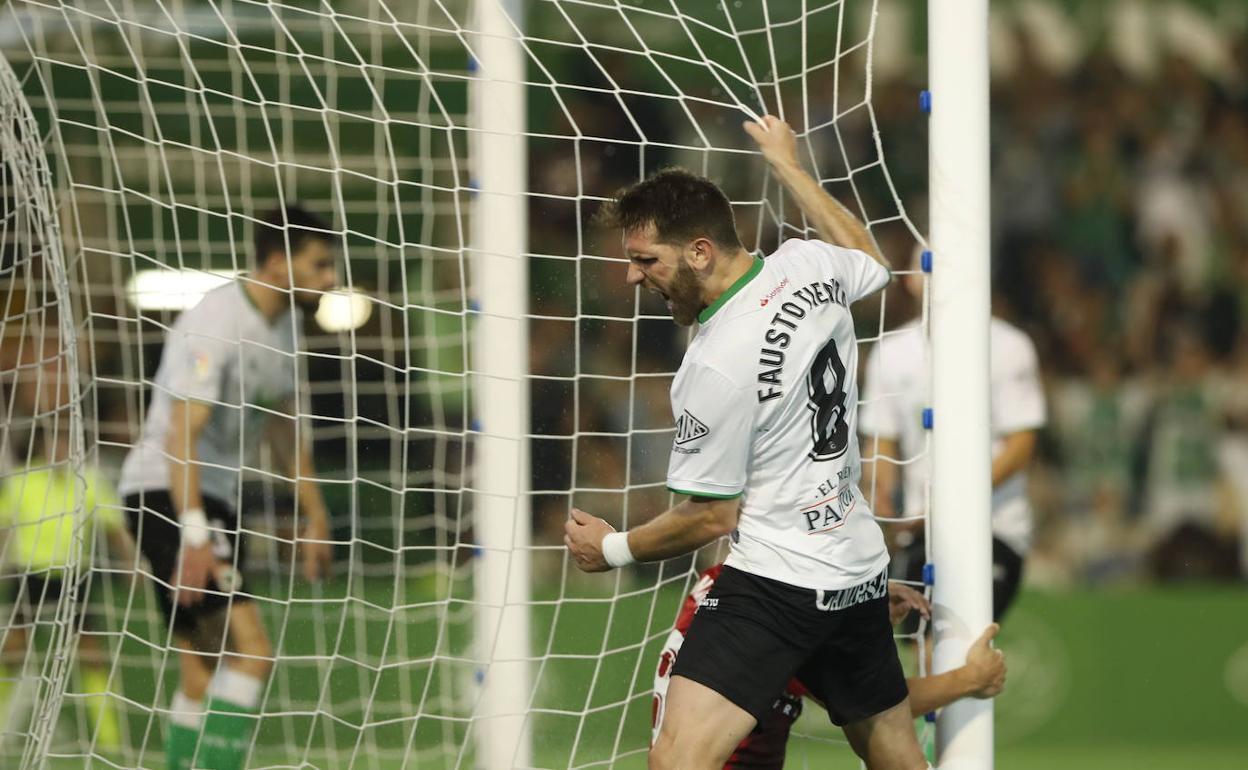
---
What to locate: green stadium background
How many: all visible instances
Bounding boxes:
[1,0,1246,768]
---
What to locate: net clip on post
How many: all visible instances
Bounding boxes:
[920,249,932,273]
[919,89,932,114]
[922,562,935,586]
[922,407,933,430]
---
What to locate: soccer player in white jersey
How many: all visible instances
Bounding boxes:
[566,116,931,770]
[118,205,336,770]
[860,256,1046,623]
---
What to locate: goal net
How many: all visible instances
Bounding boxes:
[0,1,929,768]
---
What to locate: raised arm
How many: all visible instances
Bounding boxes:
[744,115,889,269]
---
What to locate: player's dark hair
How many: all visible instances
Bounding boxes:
[253,204,333,269]
[596,168,743,252]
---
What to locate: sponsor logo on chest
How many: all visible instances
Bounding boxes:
[800,468,856,534]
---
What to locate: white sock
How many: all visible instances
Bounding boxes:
[208,668,262,710]
[169,691,204,729]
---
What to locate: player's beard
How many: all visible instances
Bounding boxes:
[667,259,704,327]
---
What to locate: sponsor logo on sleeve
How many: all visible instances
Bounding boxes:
[673,410,710,452]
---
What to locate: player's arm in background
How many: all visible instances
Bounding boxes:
[905,624,1005,714]
[744,115,889,270]
[992,431,1038,487]
[267,402,332,581]
[858,342,915,537]
[167,397,221,605]
[881,584,1006,716]
[991,326,1046,488]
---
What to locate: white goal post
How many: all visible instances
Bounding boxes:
[468,0,532,768]
[929,0,995,767]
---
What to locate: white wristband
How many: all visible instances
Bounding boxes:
[180,508,210,549]
[602,531,635,568]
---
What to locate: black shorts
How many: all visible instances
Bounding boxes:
[895,535,1024,635]
[670,566,908,726]
[6,572,94,629]
[124,490,250,636]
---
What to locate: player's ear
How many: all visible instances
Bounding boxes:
[687,237,714,271]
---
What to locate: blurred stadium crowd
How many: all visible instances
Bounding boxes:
[991,32,1248,586]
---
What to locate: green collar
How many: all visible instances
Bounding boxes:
[698,256,764,324]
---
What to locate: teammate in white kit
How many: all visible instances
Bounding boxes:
[119,205,336,770]
[565,116,930,770]
[860,258,1046,622]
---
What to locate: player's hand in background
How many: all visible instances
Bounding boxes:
[964,623,1007,698]
[564,508,615,573]
[173,542,217,607]
[744,115,800,170]
[886,581,931,626]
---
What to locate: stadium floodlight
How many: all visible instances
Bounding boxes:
[314,287,374,333]
[124,269,238,312]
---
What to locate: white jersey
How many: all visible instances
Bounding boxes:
[859,317,1046,555]
[119,282,301,506]
[667,239,891,590]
